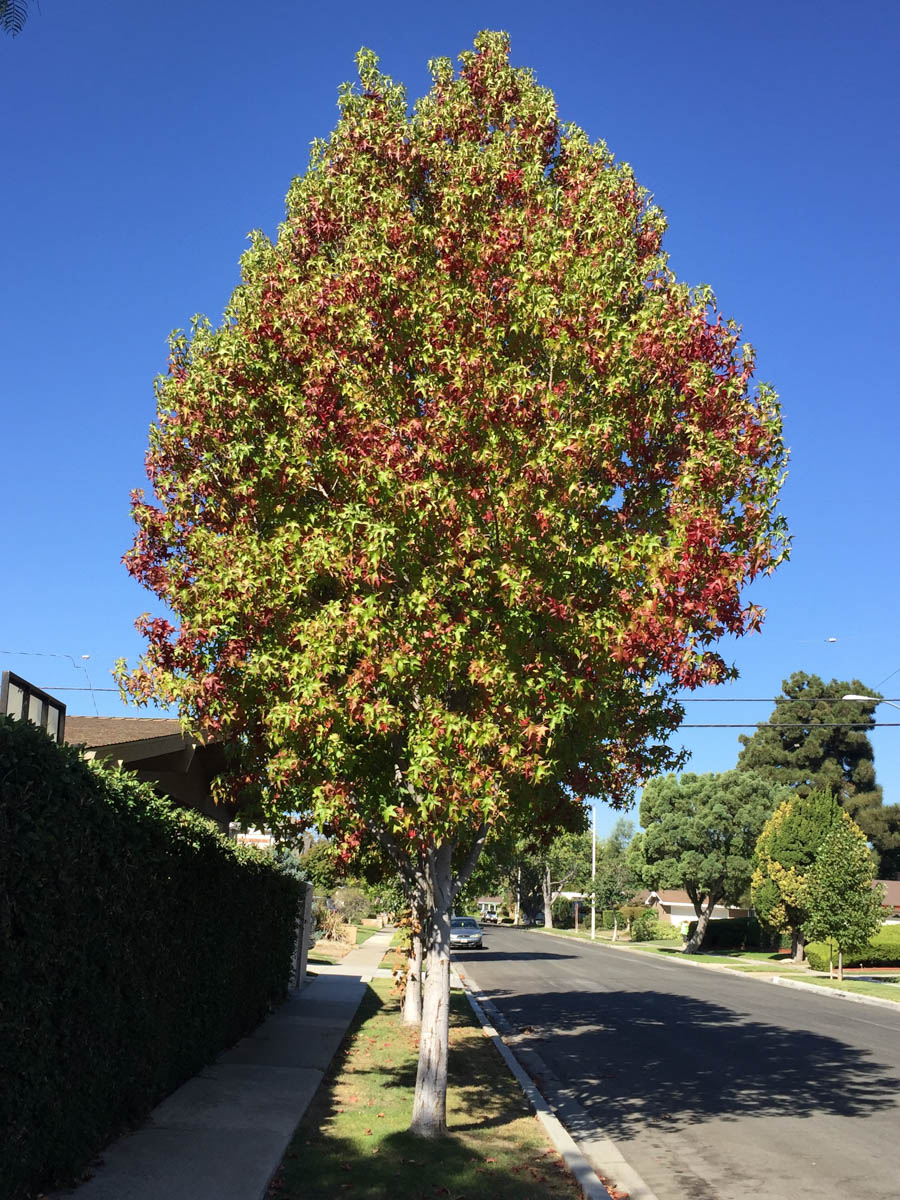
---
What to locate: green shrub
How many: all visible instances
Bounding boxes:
[332,885,370,923]
[601,909,624,931]
[0,716,303,1200]
[805,929,900,971]
[631,910,682,942]
[684,916,787,951]
[620,904,646,930]
[551,897,574,928]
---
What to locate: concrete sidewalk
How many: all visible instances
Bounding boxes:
[51,929,395,1200]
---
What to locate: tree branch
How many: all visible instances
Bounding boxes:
[451,823,488,899]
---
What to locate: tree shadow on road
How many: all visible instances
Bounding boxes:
[452,948,578,963]
[481,985,900,1140]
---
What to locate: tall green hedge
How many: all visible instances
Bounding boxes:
[0,716,303,1200]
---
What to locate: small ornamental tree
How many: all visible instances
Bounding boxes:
[120,33,788,1135]
[803,812,884,980]
[628,770,782,952]
[594,818,637,939]
[751,788,842,962]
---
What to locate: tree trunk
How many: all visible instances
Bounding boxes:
[542,867,553,929]
[612,913,618,942]
[790,926,806,964]
[410,842,453,1137]
[838,948,844,982]
[403,925,424,1025]
[684,898,715,954]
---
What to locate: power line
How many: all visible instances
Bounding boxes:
[681,722,900,729]
[36,687,119,692]
[674,697,895,703]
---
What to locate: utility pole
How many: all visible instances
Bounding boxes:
[590,804,597,941]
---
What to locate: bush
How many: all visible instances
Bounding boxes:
[551,897,575,928]
[631,910,682,942]
[685,916,787,951]
[619,904,646,931]
[332,885,370,923]
[805,929,900,971]
[0,717,303,1200]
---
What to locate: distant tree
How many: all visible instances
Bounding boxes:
[628,770,782,952]
[300,839,342,893]
[0,1,28,37]
[594,817,637,939]
[736,673,900,870]
[803,812,884,980]
[751,788,842,962]
[539,829,593,929]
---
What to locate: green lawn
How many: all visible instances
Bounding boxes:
[355,925,381,945]
[267,979,580,1200]
[529,926,900,1003]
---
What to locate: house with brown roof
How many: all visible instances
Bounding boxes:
[632,889,749,927]
[64,716,237,831]
[876,880,900,922]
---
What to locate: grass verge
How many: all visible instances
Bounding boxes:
[355,926,381,945]
[530,927,900,1002]
[267,978,581,1200]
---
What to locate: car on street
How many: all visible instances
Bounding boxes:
[449,916,484,949]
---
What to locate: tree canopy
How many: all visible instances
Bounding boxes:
[628,769,783,951]
[735,673,900,869]
[593,817,637,934]
[803,812,883,978]
[751,787,842,961]
[120,31,788,1134]
[0,1,28,37]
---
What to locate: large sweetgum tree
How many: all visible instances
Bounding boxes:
[120,32,788,1135]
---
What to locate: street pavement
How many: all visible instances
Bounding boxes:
[457,926,900,1200]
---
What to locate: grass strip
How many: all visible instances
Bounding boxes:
[530,928,900,1002]
[267,979,581,1200]
[771,975,900,1001]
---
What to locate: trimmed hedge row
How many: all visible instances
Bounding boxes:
[0,716,303,1200]
[806,926,900,971]
[685,916,789,951]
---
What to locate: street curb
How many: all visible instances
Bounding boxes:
[528,927,900,1012]
[768,974,900,1011]
[459,978,610,1200]
[458,970,660,1200]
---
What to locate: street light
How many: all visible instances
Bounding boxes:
[842,694,900,712]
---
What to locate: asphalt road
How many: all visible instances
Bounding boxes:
[455,926,900,1200]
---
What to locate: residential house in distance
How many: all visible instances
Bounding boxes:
[877,880,900,922]
[634,889,749,928]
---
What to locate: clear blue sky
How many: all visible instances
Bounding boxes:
[3,1,898,837]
